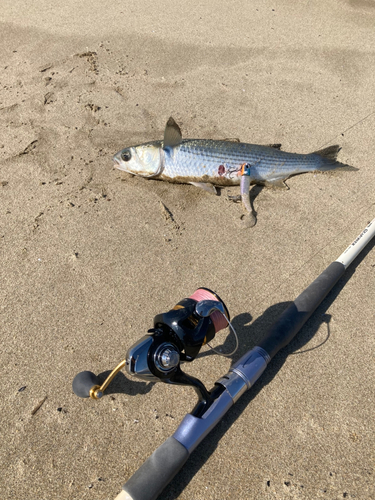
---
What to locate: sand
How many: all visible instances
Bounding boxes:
[1,1,374,499]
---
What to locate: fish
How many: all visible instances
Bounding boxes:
[113,117,357,226]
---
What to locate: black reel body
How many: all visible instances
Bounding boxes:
[73,288,229,410]
[126,299,216,382]
[153,297,217,362]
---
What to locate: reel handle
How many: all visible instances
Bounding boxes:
[72,360,127,399]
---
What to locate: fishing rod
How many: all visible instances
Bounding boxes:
[72,217,375,500]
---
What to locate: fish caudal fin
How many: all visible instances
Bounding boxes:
[313,144,341,160]
[312,145,358,172]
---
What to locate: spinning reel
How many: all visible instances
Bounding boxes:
[73,289,235,414]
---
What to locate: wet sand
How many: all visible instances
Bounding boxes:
[1,1,374,499]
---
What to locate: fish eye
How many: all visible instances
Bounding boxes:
[121,150,132,162]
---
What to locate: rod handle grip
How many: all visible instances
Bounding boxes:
[115,437,189,500]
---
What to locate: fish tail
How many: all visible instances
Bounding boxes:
[312,145,358,172]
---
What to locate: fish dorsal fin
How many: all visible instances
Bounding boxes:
[163,117,182,148]
[223,138,241,142]
[267,143,282,150]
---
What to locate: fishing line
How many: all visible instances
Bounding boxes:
[206,313,239,357]
[317,109,375,149]
[254,201,375,313]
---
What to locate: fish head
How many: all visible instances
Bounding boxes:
[113,142,163,177]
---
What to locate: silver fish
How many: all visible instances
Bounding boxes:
[114,117,357,226]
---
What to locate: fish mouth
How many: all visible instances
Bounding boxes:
[113,155,129,172]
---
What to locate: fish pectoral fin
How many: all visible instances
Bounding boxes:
[264,179,289,190]
[163,117,182,148]
[228,194,241,203]
[189,182,217,194]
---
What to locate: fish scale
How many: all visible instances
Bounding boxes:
[162,139,330,186]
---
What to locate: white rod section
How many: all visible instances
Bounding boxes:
[336,218,375,269]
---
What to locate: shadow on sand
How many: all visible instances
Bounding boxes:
[160,234,374,500]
